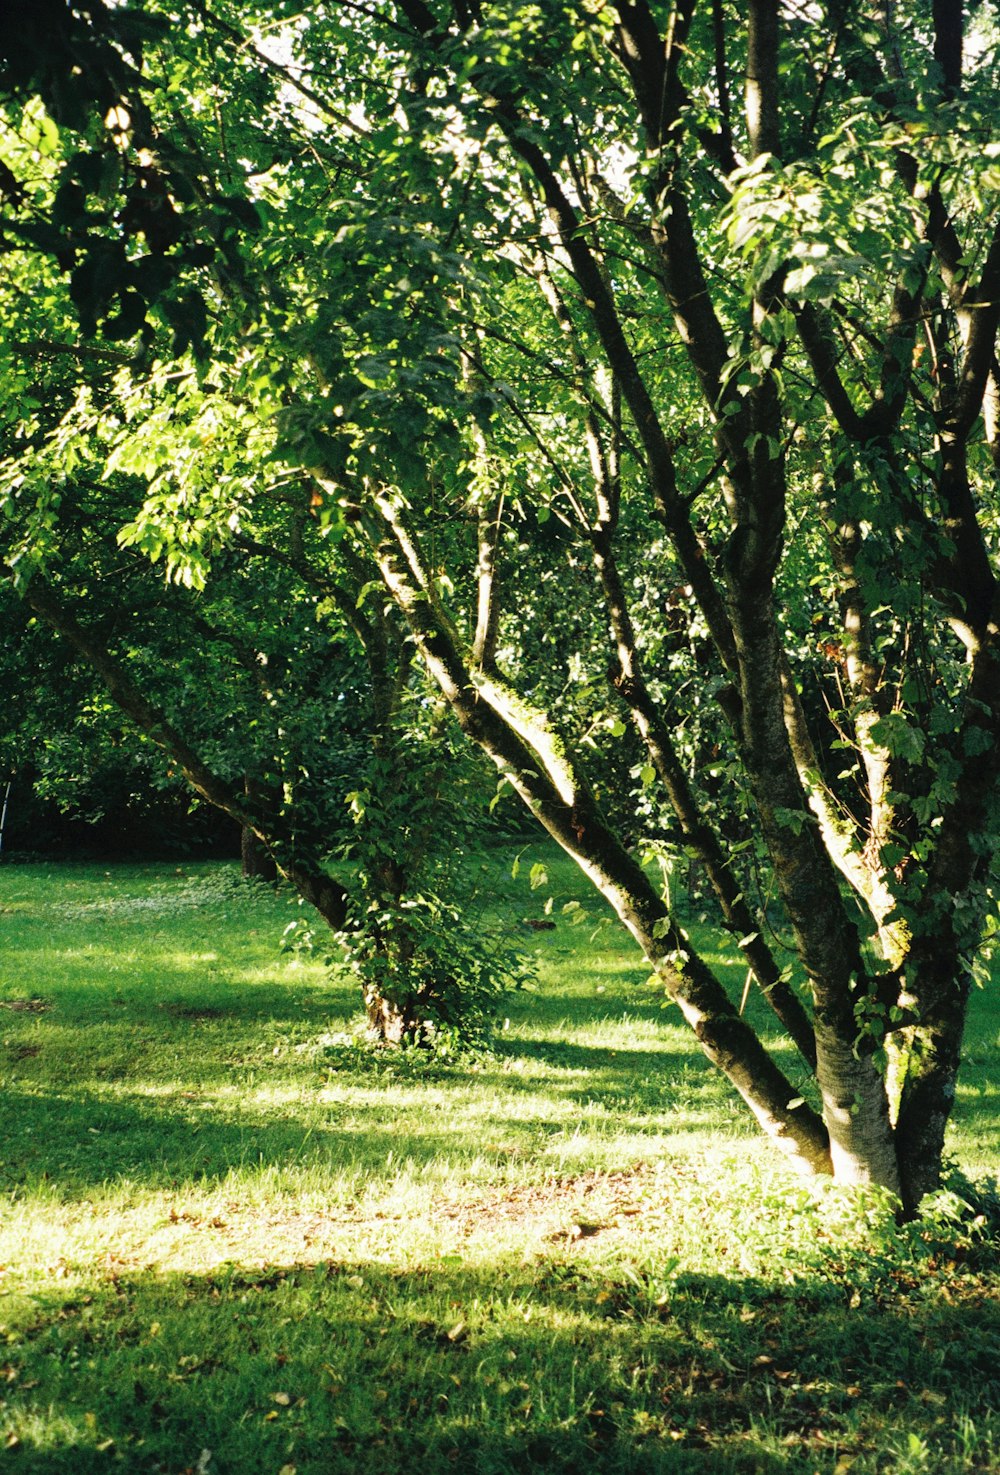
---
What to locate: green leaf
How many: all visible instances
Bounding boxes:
[868,713,926,765]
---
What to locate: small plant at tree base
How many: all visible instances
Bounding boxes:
[335,733,531,1047]
[337,885,530,1050]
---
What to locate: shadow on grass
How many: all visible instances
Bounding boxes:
[490,1036,761,1118]
[497,1034,742,1078]
[0,1053,730,1198]
[0,1082,534,1193]
[3,1250,998,1474]
[0,1026,743,1197]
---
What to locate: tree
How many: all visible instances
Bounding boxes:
[3,0,1000,1211]
[0,585,231,857]
[0,70,518,1040]
[261,0,1000,1212]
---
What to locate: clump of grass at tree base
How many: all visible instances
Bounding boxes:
[0,853,997,1474]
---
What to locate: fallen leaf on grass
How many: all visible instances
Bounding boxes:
[569,1221,603,1239]
[271,1392,292,1406]
[546,1220,605,1243]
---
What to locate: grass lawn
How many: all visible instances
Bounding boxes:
[0,848,997,1474]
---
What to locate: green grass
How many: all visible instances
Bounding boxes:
[0,850,998,1474]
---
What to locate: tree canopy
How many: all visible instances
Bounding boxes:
[3,0,1000,1213]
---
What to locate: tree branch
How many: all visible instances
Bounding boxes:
[747,0,781,159]
[20,574,349,928]
[366,491,831,1175]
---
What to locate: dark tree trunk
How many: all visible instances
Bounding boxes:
[894,972,971,1215]
[240,776,279,882]
[241,823,278,881]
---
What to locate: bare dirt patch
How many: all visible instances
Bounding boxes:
[431,1163,675,1247]
[83,1163,705,1281]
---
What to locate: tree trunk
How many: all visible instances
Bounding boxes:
[363,983,417,1044]
[241,823,278,881]
[240,775,278,882]
[814,1022,901,1193]
[893,973,971,1214]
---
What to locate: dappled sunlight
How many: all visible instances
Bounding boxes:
[3,859,998,1472]
[0,1049,736,1232]
[3,1203,998,1473]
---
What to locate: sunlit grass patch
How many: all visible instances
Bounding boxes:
[1,854,998,1473]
